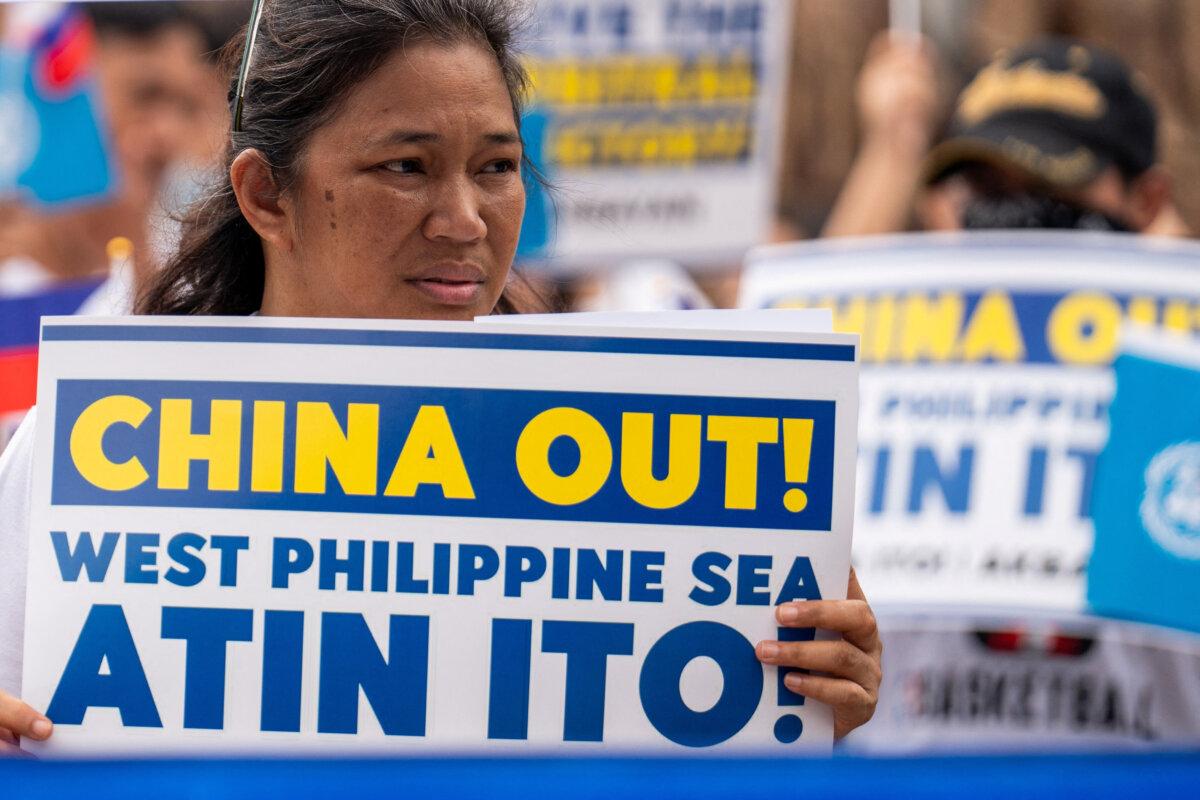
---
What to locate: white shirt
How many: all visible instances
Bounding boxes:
[0,257,134,699]
[0,409,34,696]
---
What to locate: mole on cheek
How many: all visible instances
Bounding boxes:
[325,189,337,229]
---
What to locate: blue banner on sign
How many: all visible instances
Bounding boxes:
[1088,351,1200,633]
[776,289,1200,366]
[51,380,837,531]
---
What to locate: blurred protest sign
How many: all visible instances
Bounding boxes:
[0,3,115,207]
[740,232,1200,612]
[845,609,1200,753]
[1089,329,1200,634]
[0,278,105,452]
[24,314,858,754]
[517,0,790,270]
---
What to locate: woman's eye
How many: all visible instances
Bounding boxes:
[382,159,422,174]
[481,159,518,175]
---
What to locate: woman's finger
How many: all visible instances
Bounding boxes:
[0,739,31,758]
[782,672,876,723]
[775,598,880,652]
[755,639,882,688]
[847,566,867,602]
[0,691,52,743]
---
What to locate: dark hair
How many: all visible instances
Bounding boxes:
[187,1,258,65]
[138,0,542,316]
[83,1,205,40]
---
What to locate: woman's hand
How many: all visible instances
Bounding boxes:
[756,568,882,740]
[0,690,52,755]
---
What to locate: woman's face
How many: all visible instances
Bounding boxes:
[263,41,525,320]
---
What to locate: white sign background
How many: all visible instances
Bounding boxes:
[24,316,858,755]
[520,0,791,269]
[740,232,1200,612]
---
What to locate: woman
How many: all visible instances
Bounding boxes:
[0,0,881,752]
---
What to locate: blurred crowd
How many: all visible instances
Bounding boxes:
[0,1,239,303]
[1,0,1198,310]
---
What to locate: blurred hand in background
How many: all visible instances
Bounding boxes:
[822,33,943,238]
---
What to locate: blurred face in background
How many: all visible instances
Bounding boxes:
[92,23,208,213]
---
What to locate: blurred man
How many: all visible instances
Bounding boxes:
[0,2,210,296]
[824,37,1190,238]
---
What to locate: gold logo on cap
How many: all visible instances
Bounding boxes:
[958,60,1106,125]
[1000,136,1097,185]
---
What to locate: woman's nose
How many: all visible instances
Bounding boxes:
[422,177,487,243]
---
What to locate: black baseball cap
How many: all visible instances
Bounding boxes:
[924,39,1158,189]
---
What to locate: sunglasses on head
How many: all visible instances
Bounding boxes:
[232,0,267,132]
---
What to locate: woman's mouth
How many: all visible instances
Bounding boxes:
[406,263,486,306]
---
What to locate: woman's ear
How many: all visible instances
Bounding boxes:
[231,149,292,252]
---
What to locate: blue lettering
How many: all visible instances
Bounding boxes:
[161,606,254,730]
[394,542,429,594]
[487,618,532,740]
[639,621,760,747]
[319,539,365,592]
[261,610,305,733]
[45,604,161,727]
[123,533,160,584]
[50,531,119,582]
[774,556,822,605]
[271,538,313,589]
[908,445,974,514]
[542,620,634,742]
[688,552,732,606]
[317,613,429,735]
[164,533,206,587]
[210,535,249,587]
[629,550,664,603]
[1067,446,1098,518]
[736,554,772,606]
[504,546,546,598]
[457,544,500,596]
[575,549,623,601]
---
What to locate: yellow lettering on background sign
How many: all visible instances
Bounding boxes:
[157,399,242,491]
[384,405,474,499]
[1163,299,1198,334]
[294,402,379,496]
[866,295,896,363]
[620,412,701,509]
[899,293,965,362]
[706,416,778,510]
[959,290,1025,362]
[1047,291,1121,365]
[516,407,612,506]
[1127,296,1158,327]
[69,395,152,491]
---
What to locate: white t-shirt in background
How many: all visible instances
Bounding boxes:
[0,410,34,697]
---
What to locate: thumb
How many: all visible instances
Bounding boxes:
[0,691,52,742]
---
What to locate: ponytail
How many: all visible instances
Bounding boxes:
[137,182,263,315]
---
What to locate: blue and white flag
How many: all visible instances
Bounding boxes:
[1089,329,1200,633]
[0,3,116,206]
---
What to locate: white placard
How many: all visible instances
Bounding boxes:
[24,314,858,754]
[740,231,1200,611]
[517,0,791,270]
